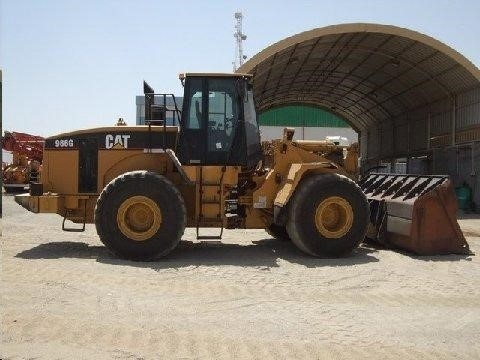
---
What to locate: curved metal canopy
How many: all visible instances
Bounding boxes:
[239,23,480,132]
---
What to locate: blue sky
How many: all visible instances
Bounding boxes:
[1,0,479,137]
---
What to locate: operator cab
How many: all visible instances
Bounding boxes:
[177,73,262,167]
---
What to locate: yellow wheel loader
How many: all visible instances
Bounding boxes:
[15,73,371,260]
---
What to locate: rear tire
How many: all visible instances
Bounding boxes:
[286,173,369,257]
[266,224,291,241]
[95,171,186,261]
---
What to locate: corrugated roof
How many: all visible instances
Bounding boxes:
[238,23,480,133]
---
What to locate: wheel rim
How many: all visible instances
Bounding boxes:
[117,196,162,241]
[314,196,354,239]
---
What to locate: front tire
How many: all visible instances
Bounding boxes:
[286,174,369,257]
[266,224,291,241]
[95,171,186,261]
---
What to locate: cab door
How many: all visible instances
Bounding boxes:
[177,77,206,165]
[204,78,239,165]
[177,76,243,166]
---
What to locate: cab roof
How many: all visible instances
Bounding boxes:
[179,72,252,80]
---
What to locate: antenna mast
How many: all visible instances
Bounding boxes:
[233,12,247,72]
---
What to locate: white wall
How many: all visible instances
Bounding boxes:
[260,126,358,144]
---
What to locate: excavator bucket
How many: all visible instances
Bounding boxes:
[359,173,470,255]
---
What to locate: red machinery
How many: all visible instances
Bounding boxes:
[2,131,45,192]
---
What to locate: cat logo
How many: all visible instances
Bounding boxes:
[105,134,131,149]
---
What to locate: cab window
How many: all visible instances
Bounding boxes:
[207,78,238,153]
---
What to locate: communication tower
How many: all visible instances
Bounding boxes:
[233,12,247,72]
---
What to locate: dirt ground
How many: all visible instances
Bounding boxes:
[1,193,480,360]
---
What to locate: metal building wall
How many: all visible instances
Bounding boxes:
[410,109,428,152]
[457,87,480,129]
[366,86,480,159]
[360,130,369,163]
[363,85,480,209]
[366,127,380,161]
[379,120,394,158]
[430,99,452,138]
[394,116,409,155]
[432,144,480,208]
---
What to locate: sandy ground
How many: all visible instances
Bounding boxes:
[1,193,480,359]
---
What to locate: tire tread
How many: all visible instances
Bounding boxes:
[94,171,186,260]
[286,173,369,257]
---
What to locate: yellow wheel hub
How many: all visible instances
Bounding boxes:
[315,196,354,239]
[117,196,162,241]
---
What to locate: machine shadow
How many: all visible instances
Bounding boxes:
[2,191,25,197]
[362,240,473,262]
[458,213,480,220]
[16,238,379,269]
[16,241,110,260]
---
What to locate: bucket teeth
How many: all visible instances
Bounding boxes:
[360,173,470,255]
